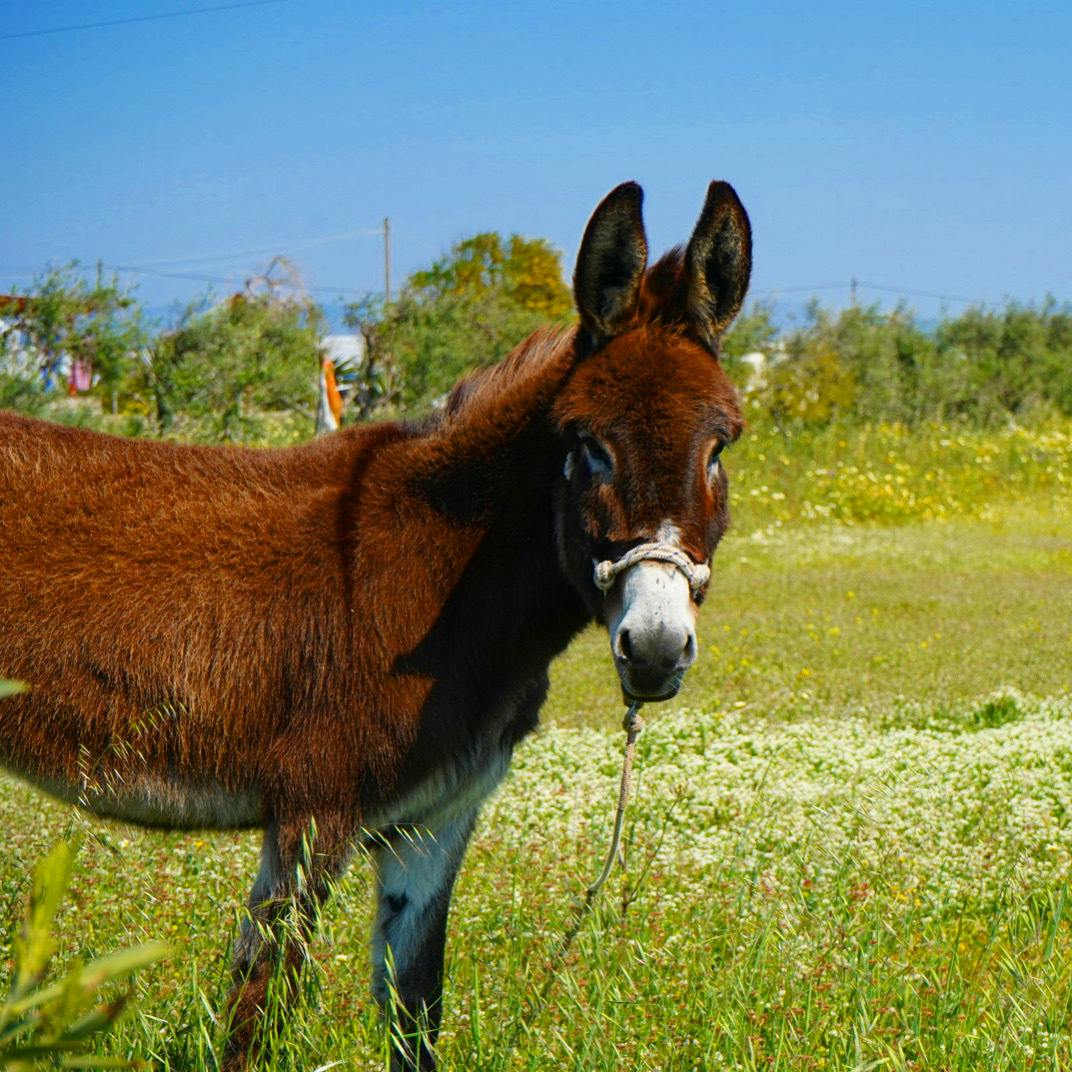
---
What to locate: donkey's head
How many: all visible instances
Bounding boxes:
[554,181,751,702]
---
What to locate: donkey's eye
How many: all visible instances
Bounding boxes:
[579,435,613,480]
[706,441,726,478]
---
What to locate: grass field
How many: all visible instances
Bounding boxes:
[1,421,1070,1070]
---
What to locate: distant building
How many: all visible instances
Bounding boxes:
[738,351,767,393]
[321,333,365,366]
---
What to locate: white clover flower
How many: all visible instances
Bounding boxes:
[486,691,1072,922]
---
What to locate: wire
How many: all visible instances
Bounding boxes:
[0,0,285,43]
[751,280,989,307]
[106,263,366,297]
[751,282,848,297]
[855,281,988,306]
[0,226,386,296]
[0,260,368,298]
[131,228,385,269]
[0,260,995,307]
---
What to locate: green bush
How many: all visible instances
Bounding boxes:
[145,292,321,441]
[936,297,1072,422]
[4,255,1071,438]
[733,297,1072,430]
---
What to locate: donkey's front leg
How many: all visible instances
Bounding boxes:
[224,812,355,1071]
[371,807,478,1072]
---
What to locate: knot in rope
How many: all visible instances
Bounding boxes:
[622,702,644,735]
[593,542,711,599]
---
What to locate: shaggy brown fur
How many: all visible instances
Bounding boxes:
[0,180,751,1071]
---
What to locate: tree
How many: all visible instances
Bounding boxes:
[145,291,322,440]
[721,300,780,385]
[936,297,1072,422]
[347,232,574,414]
[0,264,145,415]
[342,295,403,421]
[409,232,573,319]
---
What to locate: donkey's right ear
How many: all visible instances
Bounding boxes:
[573,182,648,346]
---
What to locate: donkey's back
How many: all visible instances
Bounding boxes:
[0,412,390,826]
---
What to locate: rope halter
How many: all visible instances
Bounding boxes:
[593,541,711,600]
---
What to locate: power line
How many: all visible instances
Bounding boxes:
[0,260,372,298]
[753,282,848,295]
[855,280,988,306]
[0,0,285,43]
[751,282,849,298]
[128,228,384,269]
[0,260,997,307]
[105,262,367,298]
[751,280,990,307]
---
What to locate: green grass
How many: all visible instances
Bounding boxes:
[5,691,1072,1070]
[2,419,1072,1070]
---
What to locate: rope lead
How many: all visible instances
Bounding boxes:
[584,701,644,902]
[516,700,646,1039]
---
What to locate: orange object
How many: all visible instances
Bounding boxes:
[323,357,344,425]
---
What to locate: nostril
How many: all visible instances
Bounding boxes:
[617,628,634,664]
[681,632,697,667]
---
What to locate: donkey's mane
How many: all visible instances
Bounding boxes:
[441,324,577,425]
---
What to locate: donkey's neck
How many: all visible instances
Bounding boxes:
[384,411,589,794]
[423,406,588,668]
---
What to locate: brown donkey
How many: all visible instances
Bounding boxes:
[0,180,751,1069]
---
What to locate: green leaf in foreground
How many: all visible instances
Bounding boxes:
[0,841,169,1069]
[0,679,28,700]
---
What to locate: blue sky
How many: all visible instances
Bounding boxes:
[2,0,1070,322]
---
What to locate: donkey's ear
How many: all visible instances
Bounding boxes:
[684,180,752,348]
[573,182,648,345]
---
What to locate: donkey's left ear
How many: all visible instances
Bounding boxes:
[684,181,752,349]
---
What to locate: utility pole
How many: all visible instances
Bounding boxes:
[850,276,858,306]
[93,258,118,415]
[383,216,392,304]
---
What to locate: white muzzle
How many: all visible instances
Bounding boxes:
[595,543,705,701]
